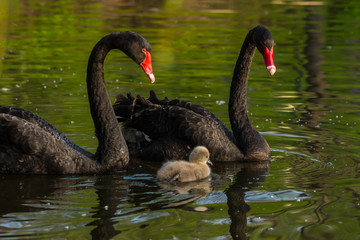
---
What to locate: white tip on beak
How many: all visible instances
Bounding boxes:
[267,65,276,76]
[148,73,155,83]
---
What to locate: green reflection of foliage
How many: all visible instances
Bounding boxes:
[0,0,360,239]
[0,0,8,76]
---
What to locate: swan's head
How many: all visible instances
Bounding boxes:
[119,31,155,83]
[252,26,276,76]
[189,146,212,165]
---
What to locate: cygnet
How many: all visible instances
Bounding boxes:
[157,146,212,182]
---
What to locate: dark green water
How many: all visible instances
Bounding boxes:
[0,0,360,239]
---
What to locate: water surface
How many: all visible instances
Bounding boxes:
[0,0,360,239]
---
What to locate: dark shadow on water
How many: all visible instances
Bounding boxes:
[215,161,270,240]
[295,7,330,156]
[0,175,71,216]
[88,175,128,239]
[300,7,329,131]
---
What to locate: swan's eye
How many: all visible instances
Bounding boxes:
[142,48,147,53]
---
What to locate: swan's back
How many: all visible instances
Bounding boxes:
[0,106,91,155]
[0,107,97,174]
[114,91,245,162]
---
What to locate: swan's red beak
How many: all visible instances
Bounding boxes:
[140,49,155,83]
[262,45,276,76]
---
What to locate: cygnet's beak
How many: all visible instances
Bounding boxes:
[207,159,213,166]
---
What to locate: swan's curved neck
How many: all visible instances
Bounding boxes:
[228,32,256,138]
[87,34,129,168]
[228,30,270,159]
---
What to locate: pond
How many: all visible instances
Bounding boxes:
[0,0,360,239]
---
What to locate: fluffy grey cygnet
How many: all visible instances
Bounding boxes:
[157,146,212,182]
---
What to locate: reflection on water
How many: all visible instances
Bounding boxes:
[1,0,360,239]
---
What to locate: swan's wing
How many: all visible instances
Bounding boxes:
[1,106,70,143]
[0,113,67,173]
[114,90,233,138]
[114,91,236,141]
[0,106,91,158]
[113,96,244,162]
[0,113,65,155]
[0,111,99,174]
[122,134,191,161]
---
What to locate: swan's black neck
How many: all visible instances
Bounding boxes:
[229,31,256,136]
[228,29,269,157]
[87,33,130,169]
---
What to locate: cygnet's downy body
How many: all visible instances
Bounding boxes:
[157,146,212,182]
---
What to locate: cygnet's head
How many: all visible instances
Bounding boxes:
[189,146,211,165]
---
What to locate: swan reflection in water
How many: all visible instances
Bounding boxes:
[221,161,270,239]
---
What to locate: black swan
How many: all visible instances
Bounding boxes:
[157,146,211,182]
[113,26,275,162]
[0,31,155,174]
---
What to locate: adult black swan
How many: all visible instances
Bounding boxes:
[113,26,275,162]
[0,31,155,174]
